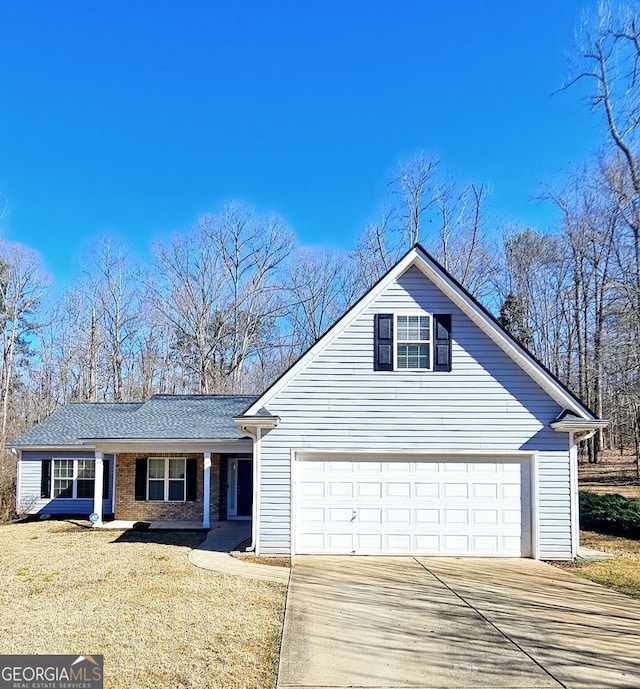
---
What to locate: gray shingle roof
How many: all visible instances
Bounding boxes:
[10,395,259,447]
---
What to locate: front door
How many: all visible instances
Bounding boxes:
[227,458,253,519]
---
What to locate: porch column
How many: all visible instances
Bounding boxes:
[203,452,211,529]
[92,451,104,528]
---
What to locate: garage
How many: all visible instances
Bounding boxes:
[293,455,533,557]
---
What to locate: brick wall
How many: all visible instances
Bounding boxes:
[114,452,220,522]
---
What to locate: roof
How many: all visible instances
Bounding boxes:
[242,244,604,424]
[10,395,258,448]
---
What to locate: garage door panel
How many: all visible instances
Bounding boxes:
[415,482,439,498]
[443,483,468,498]
[359,508,382,523]
[473,483,498,499]
[386,508,411,523]
[328,507,352,522]
[415,508,439,524]
[328,482,352,497]
[294,457,531,557]
[357,482,382,498]
[386,482,411,498]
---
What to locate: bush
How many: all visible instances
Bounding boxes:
[580,491,640,537]
[0,449,16,522]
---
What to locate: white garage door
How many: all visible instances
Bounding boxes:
[293,457,531,556]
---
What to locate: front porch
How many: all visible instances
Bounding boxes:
[90,448,253,528]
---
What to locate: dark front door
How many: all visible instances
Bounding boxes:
[236,460,253,517]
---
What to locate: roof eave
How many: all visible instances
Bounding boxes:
[550,419,609,433]
[9,444,92,452]
[233,415,280,431]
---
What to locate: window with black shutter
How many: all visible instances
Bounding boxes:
[373,312,452,372]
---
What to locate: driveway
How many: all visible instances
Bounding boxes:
[278,557,640,688]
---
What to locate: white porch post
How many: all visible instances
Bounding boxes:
[93,451,104,528]
[203,452,211,529]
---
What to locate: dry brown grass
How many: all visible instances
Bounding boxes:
[557,531,640,600]
[0,520,287,688]
[579,483,640,499]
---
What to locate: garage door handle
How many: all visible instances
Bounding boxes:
[351,510,357,522]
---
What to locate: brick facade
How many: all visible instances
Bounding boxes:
[114,452,221,522]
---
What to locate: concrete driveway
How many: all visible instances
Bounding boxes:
[278,557,640,688]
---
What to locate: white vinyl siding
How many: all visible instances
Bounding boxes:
[257,265,571,558]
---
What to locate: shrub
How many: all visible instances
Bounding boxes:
[0,449,16,522]
[580,491,640,537]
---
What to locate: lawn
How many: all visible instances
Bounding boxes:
[560,531,640,600]
[0,520,287,689]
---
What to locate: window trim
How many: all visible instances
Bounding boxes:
[394,313,433,371]
[147,457,187,503]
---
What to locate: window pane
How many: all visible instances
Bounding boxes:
[76,480,94,499]
[397,316,409,340]
[77,460,95,479]
[148,480,164,501]
[407,315,420,340]
[169,459,185,479]
[148,459,165,479]
[168,480,185,501]
[54,460,73,479]
[397,315,431,343]
[53,479,73,498]
[419,316,431,341]
[397,344,430,369]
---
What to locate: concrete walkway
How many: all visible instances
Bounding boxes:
[188,521,290,584]
[278,556,640,688]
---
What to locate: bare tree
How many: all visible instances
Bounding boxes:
[428,181,495,300]
[0,241,50,447]
[148,227,226,394]
[283,246,353,353]
[391,153,439,246]
[203,203,294,392]
[84,238,141,401]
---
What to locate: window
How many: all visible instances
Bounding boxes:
[76,460,95,498]
[53,460,74,498]
[374,312,452,372]
[396,315,431,369]
[48,458,108,500]
[147,458,186,502]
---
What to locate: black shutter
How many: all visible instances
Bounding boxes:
[186,458,198,502]
[102,459,110,499]
[135,458,147,501]
[374,313,394,371]
[40,459,51,499]
[434,314,452,372]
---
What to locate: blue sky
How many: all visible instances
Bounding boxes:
[0,1,600,287]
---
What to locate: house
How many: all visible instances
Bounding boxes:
[11,245,607,559]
